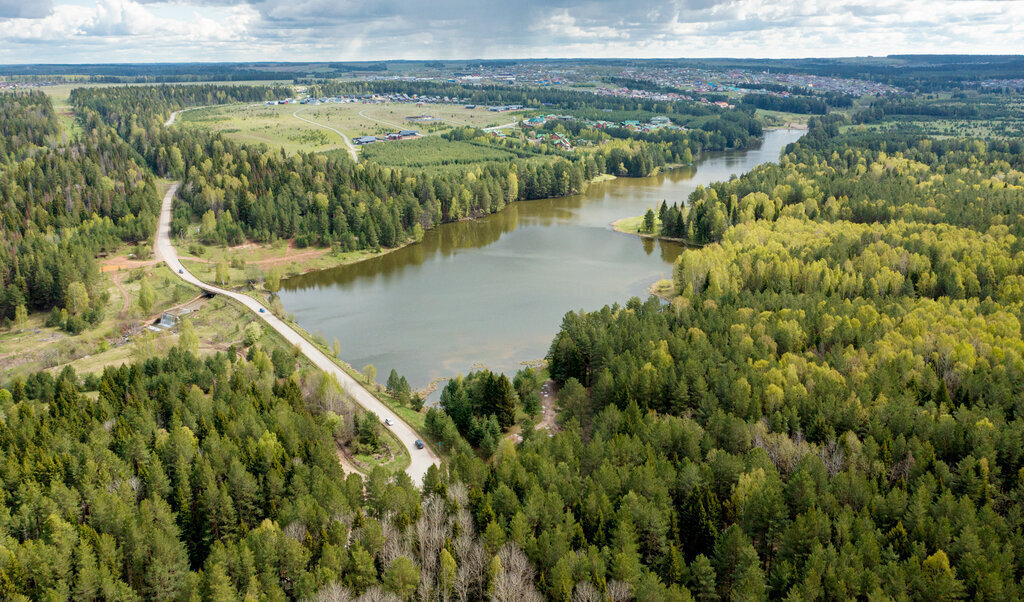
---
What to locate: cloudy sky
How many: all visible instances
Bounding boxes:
[0,0,1021,63]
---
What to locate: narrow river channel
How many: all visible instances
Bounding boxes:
[280,129,804,395]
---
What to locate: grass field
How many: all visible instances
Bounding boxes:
[179,103,336,154]
[755,108,812,128]
[176,237,398,290]
[179,101,521,155]
[612,213,662,235]
[359,136,517,168]
[35,80,292,141]
[840,118,1024,139]
[0,262,263,381]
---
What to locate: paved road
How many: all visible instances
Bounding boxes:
[293,107,359,163]
[155,183,439,484]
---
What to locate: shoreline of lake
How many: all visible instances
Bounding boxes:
[279,129,805,395]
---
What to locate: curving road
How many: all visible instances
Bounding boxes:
[293,107,359,163]
[155,183,439,484]
[165,104,217,127]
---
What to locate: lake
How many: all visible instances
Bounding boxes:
[280,129,804,395]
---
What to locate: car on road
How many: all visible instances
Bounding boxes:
[259,308,266,313]
[414,439,424,449]
[384,418,394,426]
[178,268,184,274]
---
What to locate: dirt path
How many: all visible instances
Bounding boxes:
[358,110,406,130]
[100,256,159,272]
[111,272,131,319]
[180,245,329,267]
[165,104,218,127]
[335,444,367,478]
[293,107,359,163]
[484,120,519,131]
[536,379,560,433]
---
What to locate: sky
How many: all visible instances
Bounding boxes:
[0,0,1021,64]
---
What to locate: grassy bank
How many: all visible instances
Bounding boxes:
[612,214,662,237]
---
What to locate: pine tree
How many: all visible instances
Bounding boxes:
[387,369,401,394]
[691,554,718,601]
[73,540,102,601]
[643,208,656,233]
[681,485,720,560]
[493,374,517,429]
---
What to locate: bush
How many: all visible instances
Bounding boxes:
[522,392,541,417]
[64,315,87,335]
[45,307,63,328]
[83,373,101,391]
[243,321,263,346]
[271,347,296,378]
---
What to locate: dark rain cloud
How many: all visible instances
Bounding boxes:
[0,0,54,18]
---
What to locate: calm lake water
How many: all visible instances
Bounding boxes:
[280,129,804,394]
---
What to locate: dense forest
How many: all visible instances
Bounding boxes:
[0,80,754,322]
[523,124,1024,598]
[308,80,720,116]
[0,92,61,163]
[854,96,1024,123]
[0,92,159,324]
[669,119,1024,244]
[71,85,757,251]
[70,84,296,134]
[739,93,828,115]
[5,77,1024,599]
[0,347,543,600]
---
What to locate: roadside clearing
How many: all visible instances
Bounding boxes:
[155,183,440,484]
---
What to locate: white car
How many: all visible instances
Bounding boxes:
[384,418,394,426]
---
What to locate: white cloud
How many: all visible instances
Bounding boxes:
[0,0,1021,62]
[0,0,257,60]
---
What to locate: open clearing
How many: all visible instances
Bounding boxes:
[179,100,523,154]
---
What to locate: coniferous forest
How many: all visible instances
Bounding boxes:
[2,71,1024,600]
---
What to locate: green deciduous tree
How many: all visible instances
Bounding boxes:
[65,281,90,316]
[177,318,199,355]
[383,556,420,599]
[138,277,155,315]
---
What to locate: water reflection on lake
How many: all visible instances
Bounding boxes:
[280,129,804,394]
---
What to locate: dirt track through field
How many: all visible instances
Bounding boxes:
[111,272,131,319]
[293,107,359,163]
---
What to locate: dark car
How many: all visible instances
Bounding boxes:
[414,439,424,449]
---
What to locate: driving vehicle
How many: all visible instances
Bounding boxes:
[384,418,394,426]
[414,439,424,449]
